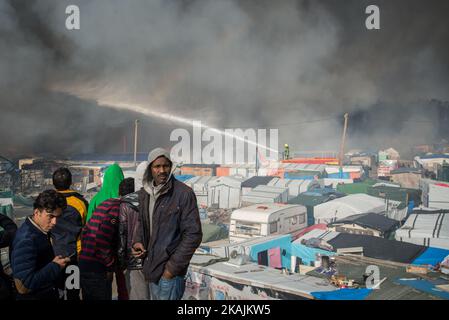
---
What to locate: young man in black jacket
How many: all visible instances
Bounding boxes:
[133,148,202,300]
[11,190,70,300]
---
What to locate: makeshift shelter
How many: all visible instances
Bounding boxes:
[298,229,427,264]
[180,164,219,176]
[390,168,422,189]
[201,222,229,243]
[395,209,449,249]
[327,213,400,238]
[313,194,387,224]
[291,239,337,266]
[241,190,282,206]
[184,176,217,207]
[241,176,274,195]
[367,185,421,209]
[206,234,293,269]
[325,165,364,180]
[253,185,289,203]
[207,176,244,209]
[420,179,449,210]
[288,190,345,226]
[268,178,320,200]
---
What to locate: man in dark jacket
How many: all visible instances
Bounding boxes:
[51,167,88,300]
[133,148,202,300]
[0,213,17,300]
[11,190,70,300]
[118,176,150,300]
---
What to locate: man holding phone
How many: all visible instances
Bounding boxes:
[11,190,70,300]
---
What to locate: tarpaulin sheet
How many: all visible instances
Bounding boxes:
[394,279,449,300]
[291,243,336,266]
[311,288,372,300]
[412,247,449,267]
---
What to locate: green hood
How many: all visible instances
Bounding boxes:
[86,163,124,222]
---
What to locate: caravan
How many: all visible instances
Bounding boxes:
[229,203,307,243]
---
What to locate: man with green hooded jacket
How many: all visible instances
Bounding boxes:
[86,163,124,222]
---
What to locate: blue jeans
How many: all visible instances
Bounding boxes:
[150,276,185,300]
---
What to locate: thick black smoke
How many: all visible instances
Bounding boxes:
[1,0,448,159]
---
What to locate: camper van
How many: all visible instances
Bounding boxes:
[229,203,307,243]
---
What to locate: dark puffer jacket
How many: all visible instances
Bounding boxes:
[11,218,61,299]
[136,177,202,283]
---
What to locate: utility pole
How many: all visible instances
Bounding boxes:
[134,119,139,166]
[255,145,259,176]
[339,113,349,167]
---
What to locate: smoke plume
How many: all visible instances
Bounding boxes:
[1,0,448,159]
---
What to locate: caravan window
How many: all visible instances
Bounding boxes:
[270,222,278,233]
[289,214,305,226]
[235,221,261,236]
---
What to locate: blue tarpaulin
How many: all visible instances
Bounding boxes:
[327,172,351,179]
[412,247,449,267]
[175,175,195,182]
[311,288,372,300]
[394,279,449,300]
[291,243,336,266]
[284,173,316,180]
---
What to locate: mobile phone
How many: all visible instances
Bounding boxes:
[66,252,76,259]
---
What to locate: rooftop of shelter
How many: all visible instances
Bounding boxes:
[241,176,275,188]
[328,212,400,233]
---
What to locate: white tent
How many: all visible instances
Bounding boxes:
[420,179,449,210]
[241,190,282,205]
[313,194,387,224]
[268,178,320,200]
[253,185,289,203]
[207,176,244,209]
[185,176,217,208]
[395,212,449,249]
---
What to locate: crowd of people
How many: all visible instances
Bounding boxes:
[0,147,203,300]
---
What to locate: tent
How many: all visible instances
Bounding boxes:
[184,176,217,208]
[241,190,282,205]
[313,194,387,224]
[201,222,229,243]
[268,178,320,200]
[395,210,449,249]
[253,185,289,203]
[207,176,244,209]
